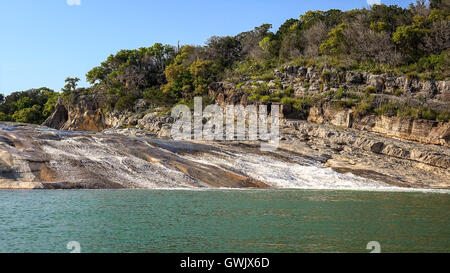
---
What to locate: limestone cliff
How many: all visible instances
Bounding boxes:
[42,66,450,147]
[307,105,450,146]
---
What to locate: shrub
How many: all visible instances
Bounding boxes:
[320,70,332,83]
[333,87,346,99]
[394,89,404,96]
[374,102,398,116]
[12,105,43,124]
[406,72,420,80]
[420,107,437,120]
[283,86,294,96]
[437,112,450,122]
[248,94,260,101]
[280,97,295,105]
[354,101,373,117]
[0,112,11,121]
[260,95,271,102]
[365,86,376,95]
[115,94,138,112]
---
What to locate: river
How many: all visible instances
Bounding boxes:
[0,189,448,253]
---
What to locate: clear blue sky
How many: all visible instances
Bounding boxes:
[0,0,415,94]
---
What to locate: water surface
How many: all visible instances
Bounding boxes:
[0,189,448,253]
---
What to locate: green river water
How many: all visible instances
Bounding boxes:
[0,189,448,253]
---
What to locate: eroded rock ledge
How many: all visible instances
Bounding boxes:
[42,66,450,148]
[307,105,450,146]
[1,121,448,190]
[279,119,450,189]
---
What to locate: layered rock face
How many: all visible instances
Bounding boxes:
[308,105,450,146]
[61,95,107,131]
[278,120,450,189]
[272,66,449,112]
[43,66,449,148]
[42,98,68,129]
[208,66,450,146]
[43,95,107,132]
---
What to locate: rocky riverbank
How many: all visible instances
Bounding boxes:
[0,121,449,190]
[8,65,450,190]
[43,65,450,147]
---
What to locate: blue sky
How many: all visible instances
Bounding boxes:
[0,0,416,94]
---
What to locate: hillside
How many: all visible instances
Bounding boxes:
[1,2,449,145]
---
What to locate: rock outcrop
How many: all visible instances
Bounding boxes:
[61,95,108,131]
[279,120,450,189]
[272,65,450,112]
[42,65,449,148]
[44,95,108,132]
[42,98,68,129]
[0,123,269,189]
[307,105,450,146]
[1,122,449,190]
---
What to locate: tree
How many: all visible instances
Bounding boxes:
[206,36,242,68]
[12,105,43,124]
[299,20,328,58]
[15,97,33,110]
[320,23,348,57]
[368,4,412,32]
[344,21,402,64]
[86,43,176,91]
[300,9,343,30]
[62,77,80,93]
[237,24,274,59]
[429,0,442,9]
[393,15,429,59]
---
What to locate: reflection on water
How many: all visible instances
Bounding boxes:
[0,189,448,253]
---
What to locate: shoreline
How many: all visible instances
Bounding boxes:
[1,184,449,194]
[1,122,449,191]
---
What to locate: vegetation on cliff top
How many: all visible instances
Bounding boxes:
[1,1,449,124]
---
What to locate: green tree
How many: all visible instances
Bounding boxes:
[319,23,348,56]
[15,97,33,110]
[12,105,43,124]
[62,77,80,93]
[393,15,429,59]
[42,92,61,117]
[0,112,10,121]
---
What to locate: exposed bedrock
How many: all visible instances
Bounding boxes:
[1,122,449,190]
[307,105,450,146]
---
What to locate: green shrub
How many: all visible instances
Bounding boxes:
[320,70,332,83]
[248,94,260,101]
[365,86,376,95]
[419,107,437,120]
[437,112,450,122]
[397,106,419,118]
[394,89,404,96]
[354,101,373,117]
[115,94,138,112]
[12,105,43,124]
[374,102,398,116]
[280,97,295,105]
[333,88,346,99]
[260,95,271,102]
[332,99,357,110]
[283,86,294,96]
[406,72,420,80]
[0,112,11,121]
